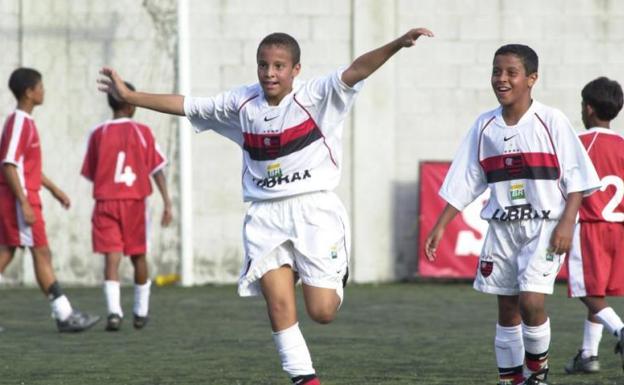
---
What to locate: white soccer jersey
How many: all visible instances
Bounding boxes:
[440,100,600,221]
[184,69,363,202]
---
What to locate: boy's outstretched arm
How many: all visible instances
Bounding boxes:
[424,203,459,261]
[98,67,185,116]
[341,27,433,88]
[152,170,173,227]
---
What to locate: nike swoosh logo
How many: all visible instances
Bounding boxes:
[542,273,551,277]
[503,135,517,141]
[264,115,279,122]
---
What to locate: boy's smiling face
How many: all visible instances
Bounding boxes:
[257,44,301,106]
[491,53,537,109]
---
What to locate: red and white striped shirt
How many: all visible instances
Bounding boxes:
[578,127,624,222]
[440,101,600,221]
[81,118,166,200]
[0,110,42,204]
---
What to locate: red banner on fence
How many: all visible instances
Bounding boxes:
[417,161,568,280]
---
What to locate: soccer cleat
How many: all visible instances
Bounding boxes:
[105,313,123,332]
[615,327,624,371]
[291,374,320,385]
[56,310,100,333]
[133,313,149,329]
[522,367,549,385]
[564,350,599,374]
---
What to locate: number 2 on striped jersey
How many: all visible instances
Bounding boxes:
[114,151,137,187]
[601,175,624,222]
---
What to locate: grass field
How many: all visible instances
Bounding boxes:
[1,283,623,385]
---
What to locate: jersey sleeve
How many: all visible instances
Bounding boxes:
[80,128,99,181]
[144,127,167,175]
[0,114,27,167]
[303,68,363,134]
[439,120,488,211]
[552,111,600,196]
[183,87,247,144]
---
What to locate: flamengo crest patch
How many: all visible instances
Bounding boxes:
[480,260,494,277]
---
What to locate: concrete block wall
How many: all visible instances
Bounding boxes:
[0,0,623,285]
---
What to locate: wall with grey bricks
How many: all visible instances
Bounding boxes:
[0,0,622,286]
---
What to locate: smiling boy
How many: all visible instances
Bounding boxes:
[98,29,433,384]
[425,45,600,385]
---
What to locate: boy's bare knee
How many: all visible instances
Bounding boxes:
[307,306,337,324]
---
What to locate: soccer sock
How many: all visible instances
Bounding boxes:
[133,279,151,317]
[495,323,524,384]
[104,280,123,317]
[272,322,315,378]
[595,307,624,337]
[581,319,603,358]
[522,319,550,378]
[47,281,73,321]
[291,374,319,385]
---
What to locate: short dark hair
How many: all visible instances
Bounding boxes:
[8,67,42,100]
[494,44,539,75]
[257,32,301,65]
[107,81,135,111]
[582,77,623,121]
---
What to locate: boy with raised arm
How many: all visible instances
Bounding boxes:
[99,28,433,384]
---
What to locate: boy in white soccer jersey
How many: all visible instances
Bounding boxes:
[424,45,600,385]
[81,81,172,331]
[564,77,624,374]
[0,68,100,332]
[97,28,433,384]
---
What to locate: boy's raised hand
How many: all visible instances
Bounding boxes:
[399,28,434,48]
[98,67,130,102]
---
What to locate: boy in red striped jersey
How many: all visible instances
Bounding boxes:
[565,77,624,374]
[0,68,100,332]
[425,45,600,385]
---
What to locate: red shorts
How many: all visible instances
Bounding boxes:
[92,199,147,256]
[0,190,48,247]
[568,222,624,297]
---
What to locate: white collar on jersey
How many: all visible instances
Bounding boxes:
[493,99,543,127]
[15,109,34,119]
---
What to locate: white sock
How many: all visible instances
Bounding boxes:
[595,307,624,337]
[51,295,73,321]
[272,322,315,378]
[104,280,123,317]
[581,319,603,358]
[133,280,151,317]
[522,319,550,376]
[0,273,4,284]
[495,324,524,368]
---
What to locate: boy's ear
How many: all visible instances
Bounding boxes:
[527,72,538,88]
[292,62,301,77]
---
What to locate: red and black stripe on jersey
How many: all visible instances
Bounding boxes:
[480,152,560,183]
[243,118,322,161]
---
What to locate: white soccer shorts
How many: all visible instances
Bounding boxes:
[238,191,350,299]
[473,219,564,295]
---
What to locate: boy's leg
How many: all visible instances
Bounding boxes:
[103,252,123,330]
[30,246,100,332]
[0,246,16,284]
[261,266,317,384]
[519,292,550,380]
[496,295,524,385]
[130,254,150,329]
[301,285,340,325]
[564,303,603,374]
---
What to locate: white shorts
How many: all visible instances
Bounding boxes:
[238,191,350,299]
[473,220,564,295]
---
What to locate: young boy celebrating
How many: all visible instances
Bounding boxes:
[424,45,600,385]
[0,67,100,332]
[98,28,433,384]
[564,76,624,374]
[81,81,172,331]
